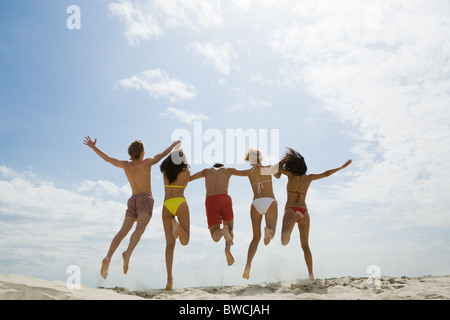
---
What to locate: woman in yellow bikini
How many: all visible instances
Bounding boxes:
[275,147,352,281]
[160,149,190,291]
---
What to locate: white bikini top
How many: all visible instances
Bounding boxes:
[249,165,273,194]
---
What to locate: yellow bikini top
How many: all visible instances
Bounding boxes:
[164,185,185,188]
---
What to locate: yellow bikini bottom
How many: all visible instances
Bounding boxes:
[164,197,187,216]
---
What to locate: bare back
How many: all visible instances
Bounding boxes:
[163,170,190,199]
[285,172,312,208]
[204,167,233,197]
[248,165,275,199]
[123,159,152,195]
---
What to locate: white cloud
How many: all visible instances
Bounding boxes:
[154,0,223,31]
[0,177,124,223]
[268,0,450,228]
[117,69,197,102]
[0,168,149,286]
[0,166,35,179]
[109,0,222,47]
[224,88,272,113]
[232,0,252,12]
[77,180,131,198]
[160,107,208,125]
[109,0,163,47]
[189,40,234,76]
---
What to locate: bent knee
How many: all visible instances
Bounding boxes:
[281,236,290,246]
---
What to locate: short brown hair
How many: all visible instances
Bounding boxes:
[128,140,144,160]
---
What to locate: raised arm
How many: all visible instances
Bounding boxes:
[150,140,181,165]
[83,136,126,168]
[309,159,352,181]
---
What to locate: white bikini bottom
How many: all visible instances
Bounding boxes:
[252,197,276,216]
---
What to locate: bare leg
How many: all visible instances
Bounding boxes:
[101,216,135,279]
[223,221,235,266]
[281,208,303,246]
[263,201,277,245]
[122,212,152,275]
[175,202,190,246]
[210,225,234,245]
[298,212,314,281]
[222,224,234,246]
[264,227,274,246]
[210,225,224,242]
[243,206,262,280]
[162,208,175,291]
[172,219,179,239]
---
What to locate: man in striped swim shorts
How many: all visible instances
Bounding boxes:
[84,136,180,279]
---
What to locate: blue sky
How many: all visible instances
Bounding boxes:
[1,0,449,290]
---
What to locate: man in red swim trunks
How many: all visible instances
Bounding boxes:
[190,163,250,266]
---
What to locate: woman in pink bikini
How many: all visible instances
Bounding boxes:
[275,147,352,281]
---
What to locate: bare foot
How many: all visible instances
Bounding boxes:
[172,219,179,240]
[122,251,130,275]
[225,248,235,266]
[222,225,234,246]
[165,278,173,291]
[100,257,110,280]
[242,265,251,280]
[309,273,315,282]
[264,227,275,246]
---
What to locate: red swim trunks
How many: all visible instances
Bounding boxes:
[126,193,154,219]
[205,194,234,228]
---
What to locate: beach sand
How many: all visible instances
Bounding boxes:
[1,274,449,300]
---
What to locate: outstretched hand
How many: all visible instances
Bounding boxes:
[342,159,352,168]
[173,140,181,149]
[83,136,97,149]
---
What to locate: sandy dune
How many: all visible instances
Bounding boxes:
[112,276,450,300]
[1,274,449,300]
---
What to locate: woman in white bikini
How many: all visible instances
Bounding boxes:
[242,147,278,280]
[160,149,190,291]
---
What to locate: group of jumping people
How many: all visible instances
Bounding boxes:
[83,136,351,290]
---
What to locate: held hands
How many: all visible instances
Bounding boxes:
[83,136,97,149]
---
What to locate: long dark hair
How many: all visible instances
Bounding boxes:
[160,150,189,184]
[280,147,307,176]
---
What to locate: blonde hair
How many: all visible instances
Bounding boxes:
[128,140,144,160]
[244,146,263,165]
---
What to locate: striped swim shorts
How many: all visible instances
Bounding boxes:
[125,193,154,219]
